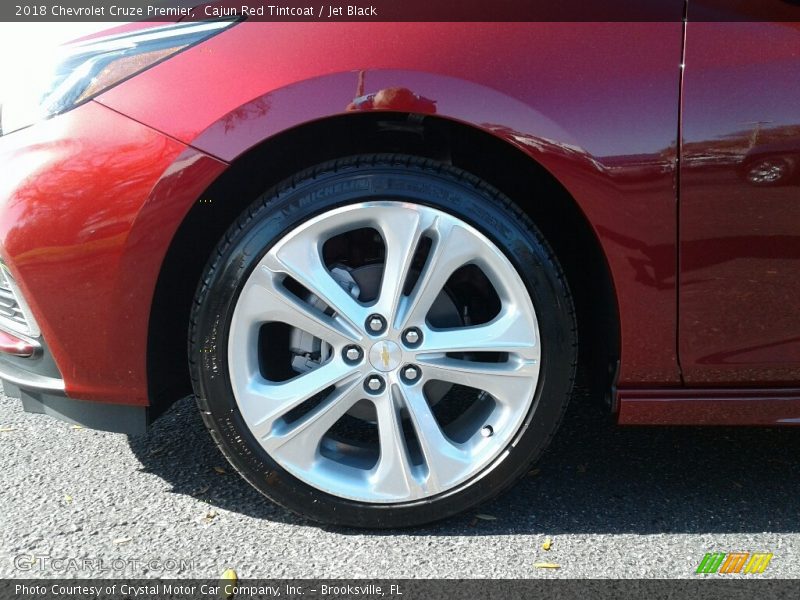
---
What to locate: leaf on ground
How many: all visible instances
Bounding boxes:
[148,446,167,457]
[63,494,73,504]
[527,468,541,477]
[475,514,497,521]
[202,510,218,523]
[534,562,561,569]
[0,427,16,432]
[221,568,238,598]
[213,466,227,475]
[70,425,83,430]
[542,538,552,551]
[192,485,211,496]
[576,463,587,474]
[113,537,132,545]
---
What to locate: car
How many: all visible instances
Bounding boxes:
[738,140,800,186]
[1,7,799,528]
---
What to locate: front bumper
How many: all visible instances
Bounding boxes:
[0,100,226,433]
[0,244,148,434]
[0,349,148,435]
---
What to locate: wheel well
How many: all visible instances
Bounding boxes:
[147,112,620,418]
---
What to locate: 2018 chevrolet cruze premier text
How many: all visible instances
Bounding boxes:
[1,5,799,527]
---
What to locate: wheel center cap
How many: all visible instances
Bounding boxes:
[369,340,402,372]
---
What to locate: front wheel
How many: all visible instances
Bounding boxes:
[189,155,577,527]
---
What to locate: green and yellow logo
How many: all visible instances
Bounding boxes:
[696,552,773,574]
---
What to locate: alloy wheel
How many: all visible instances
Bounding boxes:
[227,202,541,503]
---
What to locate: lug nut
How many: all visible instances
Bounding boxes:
[343,345,362,363]
[402,365,420,383]
[366,314,386,334]
[365,375,385,393]
[480,425,494,438]
[403,327,422,347]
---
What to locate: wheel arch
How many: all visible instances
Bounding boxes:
[147,112,621,418]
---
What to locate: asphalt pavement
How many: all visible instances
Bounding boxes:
[1,379,798,579]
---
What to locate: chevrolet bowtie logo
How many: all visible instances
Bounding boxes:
[380,343,391,369]
[369,340,400,373]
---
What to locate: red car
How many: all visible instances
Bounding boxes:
[1,9,799,527]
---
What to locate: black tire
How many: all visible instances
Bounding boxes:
[189,154,577,528]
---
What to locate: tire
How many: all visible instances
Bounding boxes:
[189,155,577,528]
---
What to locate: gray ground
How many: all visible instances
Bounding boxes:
[1,382,798,579]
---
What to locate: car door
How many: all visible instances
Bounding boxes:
[680,15,800,384]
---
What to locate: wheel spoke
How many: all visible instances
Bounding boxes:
[242,361,357,440]
[260,378,364,470]
[370,207,428,326]
[239,265,361,347]
[370,393,422,499]
[397,219,487,330]
[417,308,538,358]
[415,356,538,407]
[265,238,368,332]
[396,384,469,495]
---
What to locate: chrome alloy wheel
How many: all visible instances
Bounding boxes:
[227,201,541,503]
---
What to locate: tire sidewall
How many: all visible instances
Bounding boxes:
[191,159,576,527]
